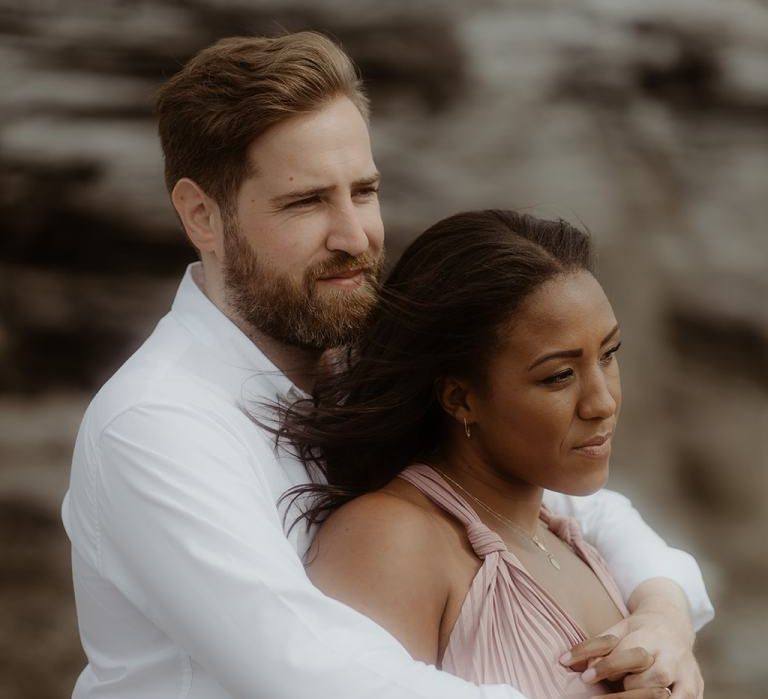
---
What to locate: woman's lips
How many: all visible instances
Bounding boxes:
[572,433,612,458]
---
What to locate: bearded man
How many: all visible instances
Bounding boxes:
[63,32,712,699]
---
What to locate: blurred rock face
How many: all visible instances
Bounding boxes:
[0,1,766,698]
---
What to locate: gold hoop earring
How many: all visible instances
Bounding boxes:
[464,418,471,439]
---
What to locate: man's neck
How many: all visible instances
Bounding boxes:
[235,321,323,394]
[192,264,323,393]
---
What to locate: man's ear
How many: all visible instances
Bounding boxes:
[171,178,224,257]
[436,376,475,427]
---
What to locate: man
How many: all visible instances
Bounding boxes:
[63,32,712,699]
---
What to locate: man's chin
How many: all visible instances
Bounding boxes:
[228,278,376,350]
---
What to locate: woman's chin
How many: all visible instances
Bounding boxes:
[557,463,610,497]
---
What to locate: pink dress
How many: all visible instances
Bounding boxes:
[397,464,629,699]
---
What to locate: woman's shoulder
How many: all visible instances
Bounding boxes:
[306,484,452,663]
[312,483,447,562]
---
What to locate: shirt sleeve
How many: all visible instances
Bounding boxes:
[93,402,527,699]
[542,488,714,631]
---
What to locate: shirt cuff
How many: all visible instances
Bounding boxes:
[613,547,715,631]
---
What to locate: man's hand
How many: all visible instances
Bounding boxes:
[560,579,704,698]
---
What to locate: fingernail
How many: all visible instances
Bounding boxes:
[559,652,572,664]
[581,668,596,683]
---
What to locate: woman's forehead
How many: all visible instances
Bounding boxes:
[501,272,617,358]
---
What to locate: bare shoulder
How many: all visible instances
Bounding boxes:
[306,487,449,663]
[309,488,445,565]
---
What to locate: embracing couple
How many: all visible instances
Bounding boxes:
[63,32,712,699]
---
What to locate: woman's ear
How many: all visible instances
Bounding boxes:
[171,178,224,257]
[436,376,474,426]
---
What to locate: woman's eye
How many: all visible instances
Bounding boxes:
[540,369,573,385]
[355,186,379,199]
[600,342,622,364]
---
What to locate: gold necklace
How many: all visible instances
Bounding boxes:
[432,467,561,570]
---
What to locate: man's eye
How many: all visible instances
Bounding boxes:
[540,369,573,385]
[287,195,320,208]
[355,186,379,198]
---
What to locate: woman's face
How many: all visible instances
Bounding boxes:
[467,270,622,496]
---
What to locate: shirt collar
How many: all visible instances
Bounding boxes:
[170,263,302,401]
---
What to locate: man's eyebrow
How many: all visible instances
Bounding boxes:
[269,172,380,208]
[526,323,620,371]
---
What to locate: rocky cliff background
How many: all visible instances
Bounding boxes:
[1,1,766,697]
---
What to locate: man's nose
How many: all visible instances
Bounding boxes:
[325,200,370,258]
[577,369,618,421]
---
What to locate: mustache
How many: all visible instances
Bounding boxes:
[308,251,384,282]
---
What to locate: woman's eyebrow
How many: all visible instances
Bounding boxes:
[526,323,620,371]
[600,324,620,346]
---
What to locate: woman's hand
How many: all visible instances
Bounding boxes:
[560,579,704,699]
[598,613,703,699]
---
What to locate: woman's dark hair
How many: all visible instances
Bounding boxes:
[276,209,594,530]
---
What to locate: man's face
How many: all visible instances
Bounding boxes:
[222,96,385,350]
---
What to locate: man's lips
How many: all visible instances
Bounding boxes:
[316,268,371,286]
[318,268,366,280]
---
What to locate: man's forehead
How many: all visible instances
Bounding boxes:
[236,104,375,202]
[244,158,378,194]
[244,146,377,195]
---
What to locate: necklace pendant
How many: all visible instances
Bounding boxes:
[431,466,563,571]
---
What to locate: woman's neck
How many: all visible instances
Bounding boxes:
[431,443,544,537]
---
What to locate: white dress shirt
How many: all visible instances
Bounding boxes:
[62,263,713,699]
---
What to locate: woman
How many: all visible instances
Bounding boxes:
[278,210,650,698]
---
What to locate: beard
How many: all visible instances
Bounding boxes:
[221,217,384,351]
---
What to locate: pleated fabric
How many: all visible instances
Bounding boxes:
[398,464,629,699]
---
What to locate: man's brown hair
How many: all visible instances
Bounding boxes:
[156,31,368,210]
